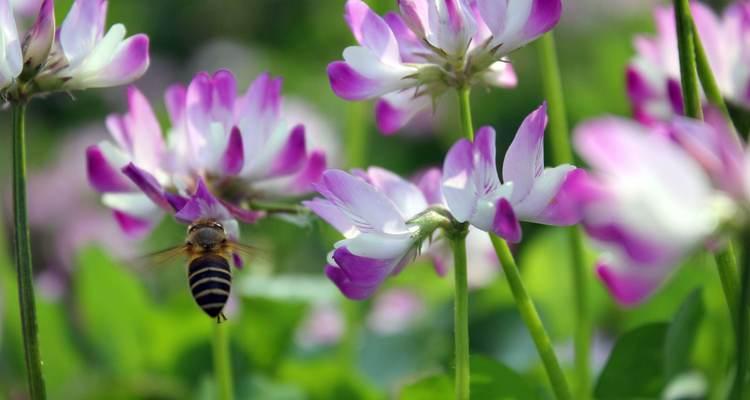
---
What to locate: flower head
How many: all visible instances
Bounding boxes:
[328,0,560,134]
[0,0,149,100]
[441,103,581,243]
[572,117,733,305]
[304,167,456,299]
[87,70,327,239]
[627,2,750,124]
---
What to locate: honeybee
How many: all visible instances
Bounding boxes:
[146,219,256,322]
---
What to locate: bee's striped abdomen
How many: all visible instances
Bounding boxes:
[188,254,231,318]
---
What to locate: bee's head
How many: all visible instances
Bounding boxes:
[186,220,227,252]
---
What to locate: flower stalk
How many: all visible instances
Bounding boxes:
[691,20,732,123]
[490,234,572,400]
[12,103,47,400]
[674,0,703,120]
[536,32,591,399]
[451,231,470,400]
[213,322,234,400]
[730,231,750,400]
[457,86,474,141]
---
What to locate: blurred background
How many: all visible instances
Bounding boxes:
[0,0,737,398]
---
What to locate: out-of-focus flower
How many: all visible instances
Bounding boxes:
[295,302,346,349]
[10,0,41,17]
[441,103,581,243]
[367,288,425,335]
[571,117,734,305]
[1,0,150,99]
[87,69,327,239]
[328,0,561,134]
[304,167,457,300]
[626,2,750,124]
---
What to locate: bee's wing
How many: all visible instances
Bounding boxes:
[227,241,267,263]
[137,245,190,268]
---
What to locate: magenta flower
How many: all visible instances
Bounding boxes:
[328,0,561,134]
[441,103,581,243]
[627,2,750,124]
[304,167,445,299]
[572,117,733,305]
[87,70,327,238]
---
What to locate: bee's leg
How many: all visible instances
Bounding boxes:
[217,312,228,323]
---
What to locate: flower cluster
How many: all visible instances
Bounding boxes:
[306,104,581,299]
[328,0,561,134]
[627,2,750,124]
[570,111,742,305]
[87,70,327,240]
[0,0,149,100]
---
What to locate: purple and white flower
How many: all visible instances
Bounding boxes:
[304,167,446,300]
[441,103,581,243]
[87,70,327,238]
[0,0,23,90]
[571,117,734,305]
[328,0,561,134]
[627,2,750,124]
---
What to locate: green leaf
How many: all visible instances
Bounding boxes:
[470,355,539,400]
[595,323,669,399]
[400,374,453,400]
[664,289,705,379]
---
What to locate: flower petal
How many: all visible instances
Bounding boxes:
[442,138,476,222]
[121,163,171,210]
[268,124,306,177]
[503,102,547,203]
[365,167,428,220]
[522,0,562,40]
[375,90,431,134]
[415,168,443,205]
[22,0,55,71]
[513,164,578,225]
[66,33,150,89]
[59,0,107,69]
[303,198,356,235]
[86,144,132,192]
[596,261,670,307]
[112,210,153,238]
[221,126,244,176]
[492,197,521,243]
[0,0,22,87]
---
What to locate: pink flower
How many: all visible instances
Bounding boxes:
[328,0,561,134]
[87,70,327,238]
[441,103,581,243]
[627,2,750,124]
[304,167,444,300]
[572,117,733,305]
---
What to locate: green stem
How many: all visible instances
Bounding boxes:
[490,234,572,400]
[692,20,732,123]
[12,103,46,400]
[345,101,369,168]
[452,235,470,400]
[248,200,305,215]
[730,233,749,400]
[536,32,591,399]
[457,86,474,140]
[674,0,703,120]
[716,244,740,330]
[213,322,234,400]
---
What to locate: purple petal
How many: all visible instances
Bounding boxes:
[165,192,188,212]
[174,179,228,224]
[76,34,150,89]
[221,126,244,176]
[221,200,265,224]
[328,246,394,300]
[365,167,428,219]
[121,163,170,210]
[666,79,685,116]
[492,197,521,243]
[289,150,327,194]
[625,66,659,124]
[86,145,132,193]
[503,103,547,202]
[584,223,670,265]
[522,0,562,40]
[596,262,665,307]
[415,168,443,205]
[59,0,107,67]
[383,11,425,62]
[303,198,355,234]
[398,0,429,37]
[269,124,307,177]
[232,252,244,269]
[375,98,409,135]
[112,210,152,238]
[529,168,585,226]
[212,69,237,117]
[442,138,476,222]
[23,0,55,70]
[344,0,370,43]
[164,84,187,125]
[327,61,385,100]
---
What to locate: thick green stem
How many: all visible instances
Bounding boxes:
[12,103,46,400]
[536,32,591,399]
[452,236,470,400]
[213,322,234,400]
[345,101,369,168]
[730,233,749,400]
[490,234,572,400]
[457,86,474,140]
[248,200,305,215]
[674,0,703,120]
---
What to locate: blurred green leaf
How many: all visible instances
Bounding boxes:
[279,358,380,400]
[470,355,539,400]
[400,374,452,400]
[234,297,307,371]
[664,290,705,379]
[595,323,669,399]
